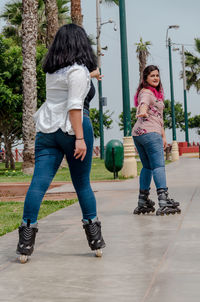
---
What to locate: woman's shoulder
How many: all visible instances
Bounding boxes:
[68,63,89,73]
[139,88,154,97]
[51,63,89,76]
[66,63,90,80]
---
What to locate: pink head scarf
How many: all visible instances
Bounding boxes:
[134,86,164,107]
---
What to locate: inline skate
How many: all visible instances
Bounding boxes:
[16,220,38,263]
[156,188,181,216]
[133,189,155,215]
[82,217,106,257]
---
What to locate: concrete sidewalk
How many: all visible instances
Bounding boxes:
[0,158,200,302]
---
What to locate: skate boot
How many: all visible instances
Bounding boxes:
[156,188,181,216]
[82,217,106,257]
[133,189,155,215]
[16,219,38,263]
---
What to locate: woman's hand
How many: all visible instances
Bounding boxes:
[74,139,87,161]
[161,128,167,150]
[162,137,167,150]
[136,104,148,118]
[90,68,103,81]
[136,112,149,118]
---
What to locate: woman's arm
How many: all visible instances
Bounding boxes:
[67,67,89,161]
[69,109,87,161]
[161,127,167,150]
[136,89,151,118]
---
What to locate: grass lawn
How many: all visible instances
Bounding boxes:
[0,158,171,183]
[0,158,136,182]
[0,199,77,237]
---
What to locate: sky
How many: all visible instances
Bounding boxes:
[0,0,200,144]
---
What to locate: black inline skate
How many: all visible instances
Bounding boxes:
[133,189,155,215]
[82,217,106,257]
[156,188,181,216]
[16,219,38,263]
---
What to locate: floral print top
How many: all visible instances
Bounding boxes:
[132,89,164,136]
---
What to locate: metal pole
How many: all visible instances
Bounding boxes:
[96,0,104,159]
[118,0,131,136]
[182,45,189,144]
[168,37,177,141]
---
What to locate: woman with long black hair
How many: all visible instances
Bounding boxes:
[16,24,105,263]
[132,65,181,216]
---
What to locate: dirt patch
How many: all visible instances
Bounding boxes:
[0,182,77,202]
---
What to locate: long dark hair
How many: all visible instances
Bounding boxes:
[43,24,97,73]
[134,65,164,106]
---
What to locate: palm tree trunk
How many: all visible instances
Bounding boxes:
[44,0,59,47]
[22,0,38,174]
[139,52,147,83]
[71,0,83,26]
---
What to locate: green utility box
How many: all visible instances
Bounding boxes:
[104,140,124,178]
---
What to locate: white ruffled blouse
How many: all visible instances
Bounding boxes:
[33,63,91,134]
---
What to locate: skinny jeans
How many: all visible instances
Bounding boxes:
[23,110,96,223]
[133,132,167,191]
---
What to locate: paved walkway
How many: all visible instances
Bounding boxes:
[0,158,200,302]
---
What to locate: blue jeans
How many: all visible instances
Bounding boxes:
[23,110,96,223]
[133,132,167,191]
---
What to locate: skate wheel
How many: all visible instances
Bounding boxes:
[19,254,28,264]
[95,249,103,257]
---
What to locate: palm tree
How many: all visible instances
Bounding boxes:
[0,1,22,44]
[22,0,38,174]
[44,0,59,47]
[0,0,70,45]
[102,0,119,5]
[185,38,200,93]
[71,0,82,26]
[135,37,151,83]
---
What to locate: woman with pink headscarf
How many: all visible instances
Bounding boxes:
[132,65,181,216]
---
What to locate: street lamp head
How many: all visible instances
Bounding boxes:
[168,25,180,29]
[173,47,180,51]
[166,25,180,47]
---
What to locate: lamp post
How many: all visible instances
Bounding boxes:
[166,25,180,161]
[96,0,116,159]
[118,0,131,136]
[181,45,189,144]
[168,37,176,141]
[96,0,104,159]
[118,0,137,177]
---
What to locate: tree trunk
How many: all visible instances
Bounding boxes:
[139,52,147,83]
[71,0,83,26]
[22,0,38,175]
[4,133,9,169]
[44,0,59,47]
[7,140,15,170]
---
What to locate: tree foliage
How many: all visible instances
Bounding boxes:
[0,36,47,168]
[185,38,200,93]
[0,37,23,168]
[118,107,137,131]
[103,0,119,5]
[89,108,113,138]
[0,0,70,45]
